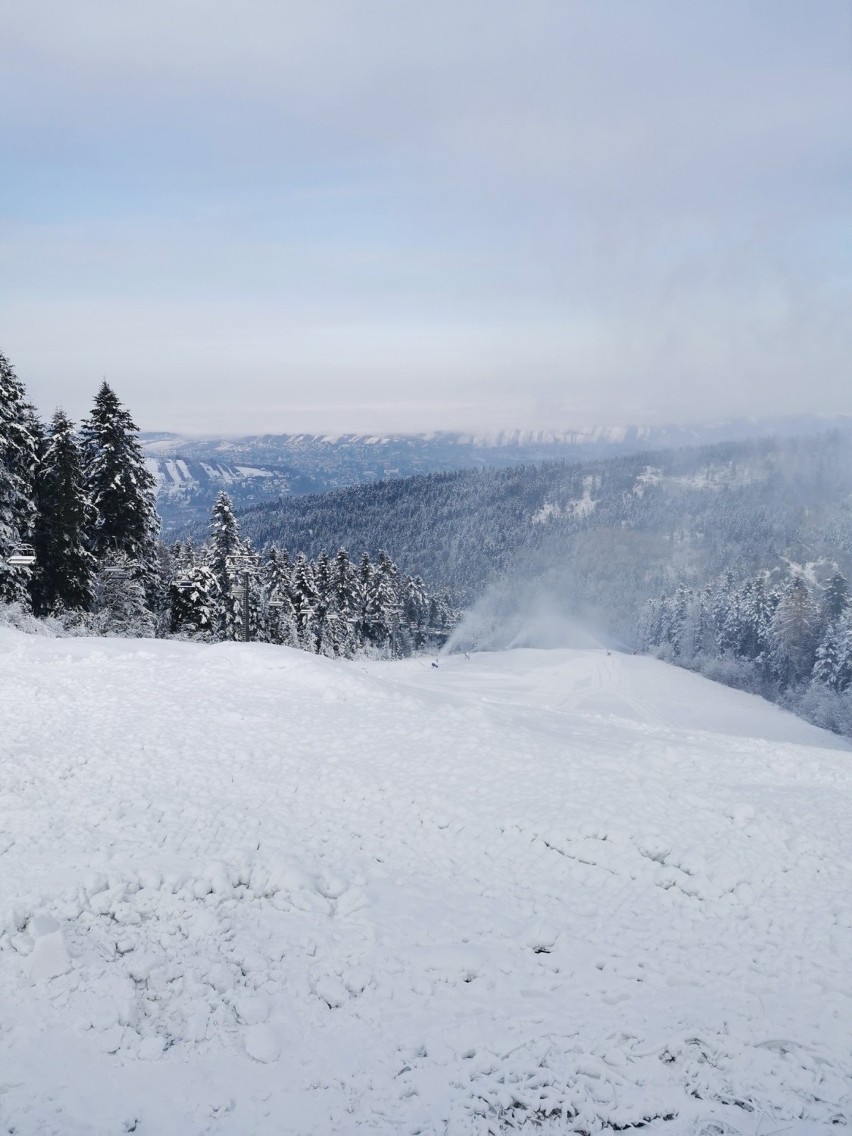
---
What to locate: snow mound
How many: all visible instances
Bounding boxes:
[1,628,850,1134]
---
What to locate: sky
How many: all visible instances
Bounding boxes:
[2,1,851,435]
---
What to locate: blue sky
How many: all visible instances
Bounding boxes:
[2,1,851,434]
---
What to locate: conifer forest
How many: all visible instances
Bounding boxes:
[0,351,456,655]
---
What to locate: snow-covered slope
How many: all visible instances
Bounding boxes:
[1,631,850,1134]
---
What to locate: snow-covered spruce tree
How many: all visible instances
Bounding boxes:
[0,351,41,605]
[328,547,356,657]
[370,550,402,654]
[171,538,200,579]
[351,551,375,650]
[820,571,849,630]
[770,577,820,688]
[711,571,737,653]
[695,582,717,657]
[658,595,677,658]
[209,493,243,640]
[291,552,318,651]
[310,550,336,656]
[31,409,95,615]
[169,563,218,639]
[402,574,428,652]
[92,552,155,637]
[812,607,852,694]
[263,546,298,646]
[812,623,844,692]
[717,585,743,658]
[668,583,690,658]
[80,382,159,576]
[832,612,852,693]
[636,597,660,652]
[148,540,179,637]
[206,491,258,641]
[331,547,353,609]
[738,574,776,668]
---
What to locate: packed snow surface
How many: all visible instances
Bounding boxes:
[1,629,850,1135]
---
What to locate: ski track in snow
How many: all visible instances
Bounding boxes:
[0,630,850,1135]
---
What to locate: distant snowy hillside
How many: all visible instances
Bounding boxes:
[237,431,852,643]
[143,456,322,532]
[142,414,852,533]
[1,629,850,1134]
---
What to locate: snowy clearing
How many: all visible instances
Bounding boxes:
[1,630,850,1135]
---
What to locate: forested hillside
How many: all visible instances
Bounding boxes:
[1,350,452,658]
[639,567,852,735]
[144,415,852,533]
[237,431,852,642]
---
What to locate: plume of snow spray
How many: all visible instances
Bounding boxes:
[444,576,616,655]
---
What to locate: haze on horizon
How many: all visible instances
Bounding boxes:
[2,1,850,436]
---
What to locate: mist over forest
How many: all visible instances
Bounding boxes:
[236,430,852,637]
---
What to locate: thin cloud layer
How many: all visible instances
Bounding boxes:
[2,1,850,431]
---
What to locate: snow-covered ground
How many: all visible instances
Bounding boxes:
[1,629,850,1135]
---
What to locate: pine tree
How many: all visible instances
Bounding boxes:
[263,546,291,599]
[311,550,333,655]
[834,610,852,693]
[351,552,376,649]
[149,540,177,637]
[821,571,849,628]
[328,547,356,657]
[712,571,737,652]
[739,574,774,664]
[770,577,819,687]
[637,598,661,651]
[31,410,95,615]
[0,351,40,605]
[170,563,218,638]
[92,553,155,637]
[402,574,428,651]
[80,382,159,569]
[291,553,318,651]
[813,608,852,693]
[718,587,743,657]
[369,550,402,653]
[669,583,690,657]
[206,491,253,641]
[656,594,674,651]
[695,582,716,657]
[677,586,710,660]
[263,546,297,646]
[171,539,198,577]
[813,624,843,691]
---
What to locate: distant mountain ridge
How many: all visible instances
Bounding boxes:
[142,414,852,533]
